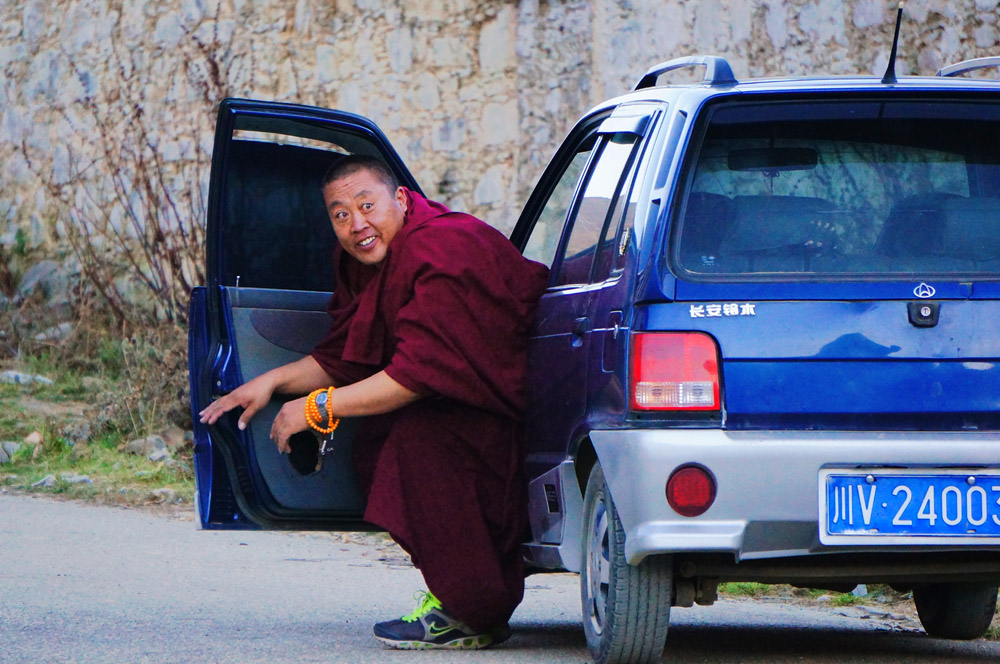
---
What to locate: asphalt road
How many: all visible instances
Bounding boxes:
[2,493,999,663]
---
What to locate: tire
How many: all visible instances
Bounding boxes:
[913,583,998,640]
[580,463,671,664]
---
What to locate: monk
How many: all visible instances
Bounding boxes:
[199,155,549,649]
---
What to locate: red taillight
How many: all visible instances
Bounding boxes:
[666,465,717,517]
[630,332,720,411]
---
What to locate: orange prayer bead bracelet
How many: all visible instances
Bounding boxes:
[305,387,340,434]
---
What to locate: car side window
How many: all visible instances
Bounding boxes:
[553,133,640,287]
[593,141,643,282]
[522,135,596,269]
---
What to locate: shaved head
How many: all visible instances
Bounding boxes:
[321,155,399,194]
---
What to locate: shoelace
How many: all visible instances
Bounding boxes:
[401,590,443,623]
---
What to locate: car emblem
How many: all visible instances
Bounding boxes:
[913,283,935,299]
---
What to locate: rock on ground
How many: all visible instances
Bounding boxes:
[1,371,53,385]
[124,435,167,457]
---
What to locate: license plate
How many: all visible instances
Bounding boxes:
[819,469,1000,545]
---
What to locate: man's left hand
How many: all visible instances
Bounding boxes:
[270,396,309,454]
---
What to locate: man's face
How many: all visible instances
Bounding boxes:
[323,169,407,266]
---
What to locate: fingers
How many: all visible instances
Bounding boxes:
[269,398,308,455]
[198,384,264,428]
[237,402,260,431]
[198,397,233,425]
[199,393,244,426]
[269,418,292,454]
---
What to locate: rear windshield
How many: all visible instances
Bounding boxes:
[673,97,1000,280]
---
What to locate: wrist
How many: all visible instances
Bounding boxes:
[315,390,330,427]
[304,387,340,435]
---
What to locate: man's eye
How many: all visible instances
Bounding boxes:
[362,202,373,211]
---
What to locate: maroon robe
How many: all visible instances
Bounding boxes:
[311,190,549,631]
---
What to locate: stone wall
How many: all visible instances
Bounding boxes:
[2,0,998,250]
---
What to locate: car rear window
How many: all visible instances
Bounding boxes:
[673,97,1000,280]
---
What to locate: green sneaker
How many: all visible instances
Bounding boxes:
[373,591,503,650]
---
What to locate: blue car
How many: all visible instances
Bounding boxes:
[190,54,1000,663]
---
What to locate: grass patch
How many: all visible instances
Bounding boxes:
[988,611,1000,640]
[0,349,194,508]
[719,582,771,597]
[1,430,193,506]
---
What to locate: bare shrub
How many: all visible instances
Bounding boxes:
[9,2,255,435]
[16,3,253,330]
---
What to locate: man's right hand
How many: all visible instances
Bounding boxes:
[198,375,275,431]
[197,356,335,432]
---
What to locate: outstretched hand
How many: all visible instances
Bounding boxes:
[198,376,275,432]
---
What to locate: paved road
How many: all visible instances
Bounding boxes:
[2,493,999,663]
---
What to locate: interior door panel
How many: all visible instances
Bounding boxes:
[226,287,366,514]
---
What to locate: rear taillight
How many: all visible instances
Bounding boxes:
[630,332,720,411]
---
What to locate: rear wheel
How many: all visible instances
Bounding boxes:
[581,463,671,664]
[913,583,998,640]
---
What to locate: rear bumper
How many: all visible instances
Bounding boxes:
[590,429,1000,565]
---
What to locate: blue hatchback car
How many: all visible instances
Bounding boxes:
[190,54,1000,663]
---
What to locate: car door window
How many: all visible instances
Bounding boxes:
[553,133,640,287]
[219,117,415,293]
[522,135,596,269]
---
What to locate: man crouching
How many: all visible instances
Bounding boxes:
[199,155,549,648]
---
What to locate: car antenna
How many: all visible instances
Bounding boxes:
[881,1,905,84]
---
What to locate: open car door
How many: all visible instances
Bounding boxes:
[188,99,421,530]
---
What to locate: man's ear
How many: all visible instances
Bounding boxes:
[395,186,408,213]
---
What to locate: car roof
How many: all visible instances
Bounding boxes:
[587,55,1000,116]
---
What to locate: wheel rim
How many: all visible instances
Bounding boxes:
[585,491,611,635]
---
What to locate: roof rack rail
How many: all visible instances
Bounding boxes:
[634,55,738,91]
[936,56,1000,78]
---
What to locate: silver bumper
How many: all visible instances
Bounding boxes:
[590,429,1000,565]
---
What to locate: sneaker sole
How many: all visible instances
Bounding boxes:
[375,634,495,650]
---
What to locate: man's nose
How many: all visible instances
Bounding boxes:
[349,211,368,232]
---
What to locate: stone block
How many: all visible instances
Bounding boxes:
[160,426,191,452]
[429,36,469,68]
[31,474,56,488]
[1,371,53,386]
[64,2,97,51]
[60,420,91,447]
[413,72,440,110]
[852,0,884,30]
[473,165,504,205]
[316,45,337,84]
[431,117,466,152]
[479,8,514,73]
[125,435,168,457]
[148,447,172,463]
[481,101,518,145]
[974,25,997,48]
[59,473,92,484]
[22,1,46,45]
[0,43,26,69]
[154,12,184,48]
[386,26,413,73]
[0,442,18,463]
[151,487,178,503]
[17,259,73,307]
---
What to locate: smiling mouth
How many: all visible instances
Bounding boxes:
[357,236,376,248]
